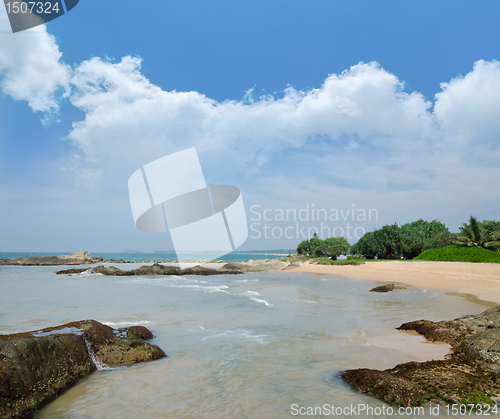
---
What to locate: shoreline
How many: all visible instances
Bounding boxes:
[285,260,500,305]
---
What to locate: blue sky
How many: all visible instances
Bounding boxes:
[1,0,499,252]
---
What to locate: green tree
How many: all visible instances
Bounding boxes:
[297,233,324,257]
[319,237,350,260]
[351,219,451,259]
[350,231,380,259]
[454,216,500,250]
[399,220,450,259]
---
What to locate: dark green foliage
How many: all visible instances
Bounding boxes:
[399,219,451,259]
[414,245,500,263]
[319,236,350,260]
[296,233,349,259]
[454,216,500,250]
[351,220,450,259]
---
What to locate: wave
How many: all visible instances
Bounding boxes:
[249,297,273,307]
[169,284,229,293]
[201,328,267,344]
[69,268,103,277]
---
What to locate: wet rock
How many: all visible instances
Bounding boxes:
[219,260,290,272]
[0,252,103,266]
[342,356,498,407]
[0,320,166,418]
[56,263,243,276]
[219,262,250,273]
[342,305,500,407]
[370,284,407,292]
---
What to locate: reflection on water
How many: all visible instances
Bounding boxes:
[0,266,492,418]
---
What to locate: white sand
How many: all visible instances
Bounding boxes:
[288,261,500,304]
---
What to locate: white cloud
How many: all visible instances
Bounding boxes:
[0,13,498,236]
[61,56,500,221]
[434,59,500,153]
[0,7,70,113]
[66,59,440,183]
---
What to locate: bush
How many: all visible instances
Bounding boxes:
[414,245,500,263]
[351,220,450,259]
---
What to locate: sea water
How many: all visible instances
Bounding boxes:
[0,252,289,263]
[0,265,495,418]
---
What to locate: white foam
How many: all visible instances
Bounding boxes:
[202,329,267,344]
[240,290,260,297]
[69,268,103,277]
[250,297,273,307]
[83,337,113,370]
[169,284,229,293]
[103,320,151,327]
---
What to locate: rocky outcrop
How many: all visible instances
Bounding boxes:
[0,320,165,418]
[0,251,103,266]
[370,283,407,292]
[56,263,244,276]
[342,306,500,407]
[219,259,292,272]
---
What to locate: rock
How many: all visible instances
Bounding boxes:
[283,262,303,270]
[370,284,407,292]
[219,260,290,272]
[56,263,243,276]
[133,263,181,276]
[0,320,166,418]
[93,265,137,276]
[342,305,500,407]
[342,356,498,407]
[219,262,250,272]
[0,252,103,266]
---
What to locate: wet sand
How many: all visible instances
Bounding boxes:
[288,261,500,304]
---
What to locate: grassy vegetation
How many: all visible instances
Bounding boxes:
[311,257,365,266]
[414,245,500,263]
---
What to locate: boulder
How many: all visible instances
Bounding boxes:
[342,305,500,407]
[56,263,243,276]
[370,283,407,292]
[0,252,103,266]
[0,320,166,418]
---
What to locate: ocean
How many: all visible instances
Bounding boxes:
[0,252,289,263]
[0,264,494,418]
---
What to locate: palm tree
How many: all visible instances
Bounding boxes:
[454,216,500,249]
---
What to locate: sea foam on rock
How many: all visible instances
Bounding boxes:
[0,320,166,418]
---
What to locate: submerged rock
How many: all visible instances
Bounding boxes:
[0,251,103,266]
[342,305,500,407]
[0,320,166,418]
[370,283,407,292]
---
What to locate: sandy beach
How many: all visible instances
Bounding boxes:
[288,261,500,304]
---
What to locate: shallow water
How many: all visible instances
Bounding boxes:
[0,265,494,418]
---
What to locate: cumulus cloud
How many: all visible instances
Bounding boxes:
[65,58,438,182]
[434,60,500,152]
[0,13,498,228]
[63,56,500,219]
[0,6,70,113]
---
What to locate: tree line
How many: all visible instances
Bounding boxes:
[296,217,500,260]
